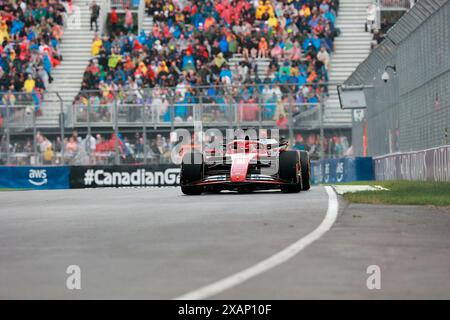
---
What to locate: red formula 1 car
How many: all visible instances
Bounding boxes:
[180,138,310,195]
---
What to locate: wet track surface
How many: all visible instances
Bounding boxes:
[1,187,449,299]
[0,187,329,299]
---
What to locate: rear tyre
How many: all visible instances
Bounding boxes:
[299,151,311,191]
[279,151,301,193]
[180,152,204,195]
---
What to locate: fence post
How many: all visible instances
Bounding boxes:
[287,86,295,147]
[5,102,10,165]
[86,97,93,162]
[170,93,175,133]
[257,85,262,129]
[140,89,147,165]
[234,95,239,129]
[114,99,120,165]
[199,95,204,125]
[319,92,325,160]
[56,92,65,164]
[87,97,92,138]
[33,108,37,165]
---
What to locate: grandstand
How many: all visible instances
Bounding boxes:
[325,0,372,127]
[1,0,382,165]
[37,0,102,127]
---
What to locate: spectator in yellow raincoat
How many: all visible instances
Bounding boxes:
[267,15,278,28]
[24,74,36,93]
[300,4,311,18]
[137,62,147,76]
[91,36,103,56]
[0,21,9,42]
[157,61,169,75]
[255,0,274,20]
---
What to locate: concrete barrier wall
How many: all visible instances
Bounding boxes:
[374,145,450,182]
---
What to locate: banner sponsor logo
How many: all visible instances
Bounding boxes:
[310,157,374,184]
[70,165,181,188]
[375,145,450,182]
[83,168,180,187]
[28,169,48,186]
[0,166,69,189]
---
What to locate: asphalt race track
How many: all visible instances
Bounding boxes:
[1,187,450,299]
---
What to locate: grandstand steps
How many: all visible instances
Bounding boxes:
[142,16,154,33]
[339,21,370,27]
[52,55,92,61]
[37,0,98,128]
[335,38,374,44]
[59,39,93,45]
[325,0,373,128]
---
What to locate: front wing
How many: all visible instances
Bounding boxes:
[185,174,293,191]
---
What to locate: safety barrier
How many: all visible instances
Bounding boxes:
[311,157,375,184]
[1,156,377,190]
[69,165,180,188]
[0,165,180,190]
[374,145,450,182]
[0,166,70,190]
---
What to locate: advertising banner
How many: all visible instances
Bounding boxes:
[310,157,374,184]
[69,165,181,188]
[0,166,70,189]
[374,145,450,182]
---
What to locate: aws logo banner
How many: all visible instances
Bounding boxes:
[28,169,48,186]
[0,166,70,189]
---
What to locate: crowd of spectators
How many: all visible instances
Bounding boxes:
[74,0,340,125]
[0,0,67,118]
[0,129,175,165]
[292,131,352,159]
[1,128,352,165]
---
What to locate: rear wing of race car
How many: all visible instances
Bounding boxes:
[259,139,289,148]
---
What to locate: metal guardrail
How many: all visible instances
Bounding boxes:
[0,83,338,165]
[70,101,320,128]
[1,99,325,166]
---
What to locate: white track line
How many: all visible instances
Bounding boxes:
[174,186,339,300]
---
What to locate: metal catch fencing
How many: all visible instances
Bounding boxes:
[345,0,450,157]
[0,84,331,166]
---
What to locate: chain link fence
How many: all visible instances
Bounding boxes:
[346,0,449,157]
[0,84,353,166]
